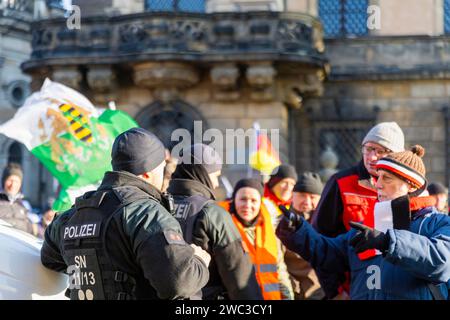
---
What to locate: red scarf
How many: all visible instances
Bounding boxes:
[410,196,436,212]
[361,195,437,260]
[263,184,292,207]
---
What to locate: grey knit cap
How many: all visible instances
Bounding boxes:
[362,122,405,152]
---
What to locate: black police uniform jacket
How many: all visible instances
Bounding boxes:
[168,178,263,300]
[40,171,209,300]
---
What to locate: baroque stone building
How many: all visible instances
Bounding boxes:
[296,0,450,185]
[8,0,450,206]
[21,0,328,195]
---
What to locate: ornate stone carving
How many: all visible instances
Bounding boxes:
[210,64,239,89]
[170,20,208,43]
[133,62,200,90]
[277,21,312,42]
[246,63,276,88]
[246,62,276,101]
[87,66,116,93]
[52,67,82,89]
[24,11,326,72]
[119,23,147,45]
[210,63,240,101]
[117,19,208,52]
[24,11,327,105]
[32,29,53,49]
[282,87,303,109]
[301,70,326,97]
[87,66,117,105]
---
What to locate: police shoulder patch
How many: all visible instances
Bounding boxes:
[163,230,186,245]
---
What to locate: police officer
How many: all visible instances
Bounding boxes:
[167,144,262,300]
[41,128,211,300]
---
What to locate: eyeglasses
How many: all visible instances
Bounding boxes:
[362,145,390,157]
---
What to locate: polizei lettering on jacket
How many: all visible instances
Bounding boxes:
[64,223,100,240]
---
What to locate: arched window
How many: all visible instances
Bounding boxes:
[135,100,206,151]
[8,142,23,165]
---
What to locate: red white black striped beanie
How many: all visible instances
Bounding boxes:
[376,145,426,189]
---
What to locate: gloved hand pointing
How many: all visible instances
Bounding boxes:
[276,205,304,251]
[349,221,390,254]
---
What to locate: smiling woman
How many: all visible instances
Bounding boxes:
[228,178,286,300]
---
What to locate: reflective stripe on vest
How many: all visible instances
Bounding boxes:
[262,198,283,230]
[259,263,278,273]
[264,283,281,293]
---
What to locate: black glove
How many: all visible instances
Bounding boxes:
[276,205,303,251]
[279,205,303,229]
[349,221,390,254]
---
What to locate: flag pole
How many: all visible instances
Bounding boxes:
[249,121,260,178]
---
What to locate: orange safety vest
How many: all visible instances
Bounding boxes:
[217,200,231,212]
[230,204,282,300]
[261,197,283,229]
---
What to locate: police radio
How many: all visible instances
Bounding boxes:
[161,192,175,214]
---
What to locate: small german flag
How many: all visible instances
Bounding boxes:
[58,103,93,143]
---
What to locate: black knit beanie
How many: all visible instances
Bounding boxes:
[293,172,324,195]
[232,178,264,200]
[267,164,298,189]
[427,182,447,195]
[111,128,166,175]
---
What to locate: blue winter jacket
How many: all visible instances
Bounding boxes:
[287,206,450,300]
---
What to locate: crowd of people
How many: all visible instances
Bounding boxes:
[1,122,450,300]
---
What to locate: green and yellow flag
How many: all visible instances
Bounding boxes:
[0,79,138,211]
